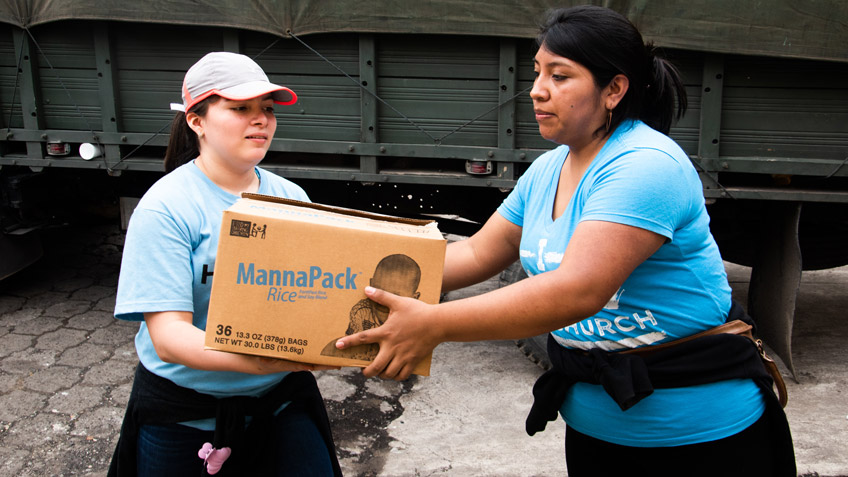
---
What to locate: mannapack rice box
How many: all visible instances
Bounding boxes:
[205,193,446,376]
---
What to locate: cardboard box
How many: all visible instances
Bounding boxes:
[205,193,446,375]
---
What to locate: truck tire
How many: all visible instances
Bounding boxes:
[499,261,552,370]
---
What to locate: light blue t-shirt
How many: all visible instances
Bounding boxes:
[498,120,764,446]
[115,161,310,398]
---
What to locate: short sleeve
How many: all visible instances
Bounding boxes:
[580,149,696,241]
[114,207,195,321]
[497,175,527,227]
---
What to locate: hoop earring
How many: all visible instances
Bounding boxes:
[605,110,612,133]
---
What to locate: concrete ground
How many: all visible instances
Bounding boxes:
[0,217,845,476]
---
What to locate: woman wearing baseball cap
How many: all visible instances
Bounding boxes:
[110,52,341,476]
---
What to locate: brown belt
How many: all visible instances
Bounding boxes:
[620,320,788,407]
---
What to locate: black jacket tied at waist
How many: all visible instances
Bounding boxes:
[525,301,795,474]
[108,364,342,477]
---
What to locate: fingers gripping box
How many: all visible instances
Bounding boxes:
[205,193,446,376]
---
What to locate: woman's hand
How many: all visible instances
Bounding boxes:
[335,286,442,381]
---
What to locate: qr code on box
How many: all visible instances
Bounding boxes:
[230,219,252,238]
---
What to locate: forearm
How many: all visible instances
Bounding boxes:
[441,241,508,292]
[144,312,299,375]
[435,222,664,342]
[434,271,604,342]
[442,213,521,292]
[148,318,265,373]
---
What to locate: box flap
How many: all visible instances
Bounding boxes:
[242,193,435,227]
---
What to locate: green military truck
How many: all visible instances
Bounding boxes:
[1,1,846,375]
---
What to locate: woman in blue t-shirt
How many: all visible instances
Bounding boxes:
[110,52,340,476]
[336,6,794,475]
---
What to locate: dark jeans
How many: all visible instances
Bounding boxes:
[565,411,778,476]
[137,404,333,477]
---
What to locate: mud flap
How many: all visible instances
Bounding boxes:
[748,201,802,381]
[0,230,43,280]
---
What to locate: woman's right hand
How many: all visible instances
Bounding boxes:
[335,285,442,381]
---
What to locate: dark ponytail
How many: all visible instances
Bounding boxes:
[642,44,688,134]
[536,6,687,135]
[163,96,218,173]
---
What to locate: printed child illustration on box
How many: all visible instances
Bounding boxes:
[321,254,421,361]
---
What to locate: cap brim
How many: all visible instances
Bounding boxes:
[216,81,297,105]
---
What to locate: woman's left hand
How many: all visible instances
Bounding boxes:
[335,286,441,381]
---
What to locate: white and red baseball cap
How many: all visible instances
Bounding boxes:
[172,51,297,112]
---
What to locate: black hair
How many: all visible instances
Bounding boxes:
[536,5,687,135]
[163,96,220,173]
